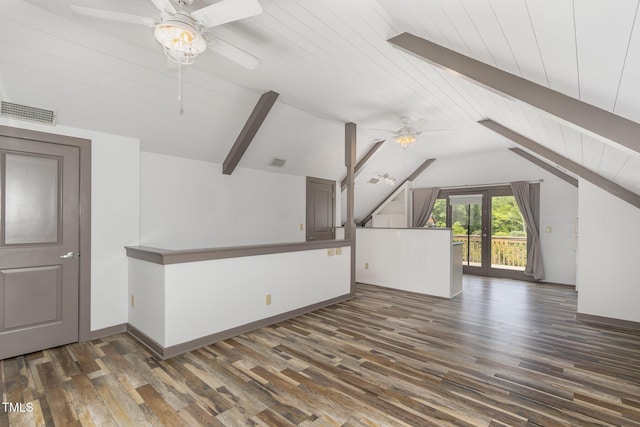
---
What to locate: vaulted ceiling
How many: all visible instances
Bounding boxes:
[3,0,640,222]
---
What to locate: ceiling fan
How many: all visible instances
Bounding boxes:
[70,0,262,69]
[368,173,396,186]
[373,117,450,149]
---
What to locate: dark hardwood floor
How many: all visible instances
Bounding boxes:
[2,276,640,426]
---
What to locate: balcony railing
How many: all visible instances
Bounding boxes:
[452,235,527,269]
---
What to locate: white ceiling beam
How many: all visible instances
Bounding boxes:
[388,32,640,157]
[479,119,640,209]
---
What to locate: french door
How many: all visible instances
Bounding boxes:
[433,185,534,279]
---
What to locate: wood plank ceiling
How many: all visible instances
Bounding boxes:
[2,0,640,221]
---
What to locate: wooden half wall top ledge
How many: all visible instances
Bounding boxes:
[125,239,352,265]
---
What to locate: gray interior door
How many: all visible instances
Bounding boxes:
[306,177,335,241]
[0,136,80,360]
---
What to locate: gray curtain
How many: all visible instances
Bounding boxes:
[510,181,545,280]
[412,187,440,227]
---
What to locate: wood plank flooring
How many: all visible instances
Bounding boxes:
[2,276,640,426]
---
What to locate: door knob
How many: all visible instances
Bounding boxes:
[60,251,75,259]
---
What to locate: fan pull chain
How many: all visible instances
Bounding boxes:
[178,62,184,115]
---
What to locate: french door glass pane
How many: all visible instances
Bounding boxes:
[490,195,526,271]
[430,199,447,228]
[451,200,482,267]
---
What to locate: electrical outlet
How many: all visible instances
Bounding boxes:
[131,295,135,308]
[335,247,342,255]
[327,248,335,256]
[365,262,369,270]
[299,223,304,231]
[266,294,272,305]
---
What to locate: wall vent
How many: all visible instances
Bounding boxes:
[268,157,286,168]
[1,101,57,125]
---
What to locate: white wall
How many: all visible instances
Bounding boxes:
[164,248,350,346]
[0,118,140,331]
[126,247,351,347]
[539,177,579,286]
[411,149,578,285]
[128,258,165,343]
[577,180,640,323]
[140,152,323,249]
[356,228,456,298]
[91,134,140,330]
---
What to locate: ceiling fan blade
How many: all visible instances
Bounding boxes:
[416,130,451,136]
[70,5,156,26]
[149,0,176,15]
[207,35,260,69]
[191,0,263,28]
[369,128,398,134]
[411,118,427,130]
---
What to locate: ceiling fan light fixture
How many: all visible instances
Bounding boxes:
[377,173,396,186]
[154,19,206,65]
[395,134,417,149]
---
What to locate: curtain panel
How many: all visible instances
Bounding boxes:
[510,181,545,280]
[412,187,440,227]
